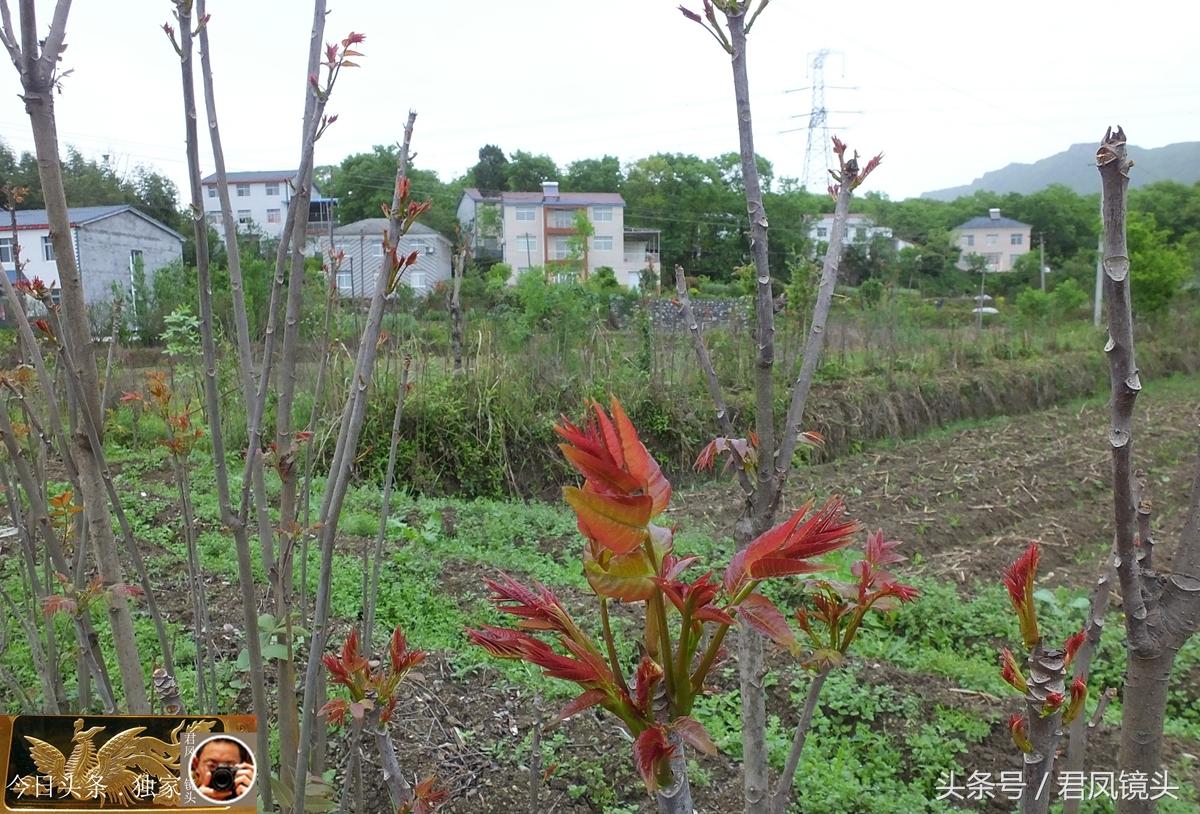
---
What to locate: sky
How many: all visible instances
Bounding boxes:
[1,0,1197,204]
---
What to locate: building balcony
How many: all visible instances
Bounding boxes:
[624,251,660,267]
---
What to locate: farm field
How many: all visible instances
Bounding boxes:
[17,374,1190,814]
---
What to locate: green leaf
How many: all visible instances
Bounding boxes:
[1032,588,1057,606]
[1069,595,1092,610]
[262,643,290,661]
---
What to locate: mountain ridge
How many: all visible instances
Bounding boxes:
[921,141,1200,200]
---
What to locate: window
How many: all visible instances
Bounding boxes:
[236,183,251,197]
[854,227,866,240]
[551,237,571,260]
[986,233,998,246]
[408,238,435,256]
[129,249,143,273]
[1010,254,1021,267]
[816,226,828,238]
[550,210,575,228]
[42,236,55,261]
[0,237,11,264]
[371,241,384,257]
[964,234,975,248]
[515,206,536,222]
[515,234,538,253]
[408,271,425,290]
[237,210,253,226]
[206,186,216,198]
[336,269,353,296]
[1010,233,1023,246]
[593,235,613,251]
[984,253,1001,268]
[207,213,222,226]
[267,209,281,224]
[265,183,280,196]
[592,206,613,222]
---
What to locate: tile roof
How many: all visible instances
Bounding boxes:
[462,187,625,206]
[956,215,1030,230]
[8,205,185,241]
[201,170,296,184]
[332,218,446,239]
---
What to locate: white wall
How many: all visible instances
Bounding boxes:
[203,180,290,238]
[0,226,77,289]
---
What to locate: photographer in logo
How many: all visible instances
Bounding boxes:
[190,735,255,802]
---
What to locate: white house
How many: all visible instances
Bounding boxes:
[457,182,658,288]
[318,218,452,298]
[200,170,335,240]
[954,209,1033,272]
[808,213,893,246]
[0,205,184,304]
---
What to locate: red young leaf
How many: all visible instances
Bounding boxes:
[634,656,663,714]
[671,716,718,756]
[633,726,675,792]
[554,689,609,724]
[737,593,799,653]
[564,487,653,555]
[1002,543,1041,648]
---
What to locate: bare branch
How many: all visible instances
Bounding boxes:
[769,666,828,814]
[0,0,23,68]
[38,0,70,71]
[1062,549,1116,814]
[678,5,732,52]
[772,168,855,496]
[674,265,754,497]
[743,0,769,34]
[1090,687,1116,729]
[1171,450,1200,580]
[1097,125,1153,655]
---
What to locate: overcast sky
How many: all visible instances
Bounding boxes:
[1,0,1197,204]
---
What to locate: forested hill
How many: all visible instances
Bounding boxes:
[922,141,1200,200]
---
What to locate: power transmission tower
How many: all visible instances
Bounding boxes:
[783,49,860,192]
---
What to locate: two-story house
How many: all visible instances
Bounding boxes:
[318,218,452,298]
[808,213,893,247]
[457,182,658,288]
[200,170,335,240]
[955,209,1032,272]
[0,204,184,305]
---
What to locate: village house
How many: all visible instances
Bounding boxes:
[318,218,452,298]
[457,182,659,289]
[200,170,336,240]
[954,208,1033,272]
[0,204,184,305]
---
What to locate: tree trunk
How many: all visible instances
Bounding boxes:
[725,11,773,810]
[178,3,274,803]
[1022,643,1066,814]
[17,48,148,712]
[655,732,694,814]
[1116,650,1177,814]
[734,514,769,813]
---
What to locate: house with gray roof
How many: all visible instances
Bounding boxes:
[318,219,452,298]
[200,169,335,240]
[954,208,1032,272]
[457,182,658,288]
[0,204,184,304]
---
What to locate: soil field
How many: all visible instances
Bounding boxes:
[7,376,1199,814]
